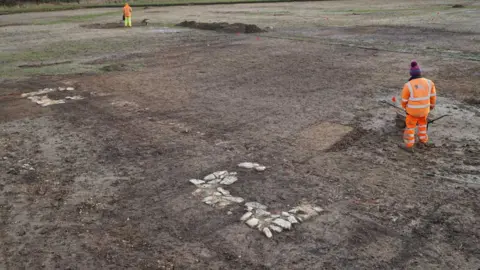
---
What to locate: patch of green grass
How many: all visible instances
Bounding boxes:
[35,11,118,25]
[313,5,465,14]
[244,10,292,15]
[0,61,97,79]
[0,34,163,79]
[0,4,79,15]
[0,0,322,15]
[0,36,136,64]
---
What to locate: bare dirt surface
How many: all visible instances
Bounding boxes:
[1,0,480,269]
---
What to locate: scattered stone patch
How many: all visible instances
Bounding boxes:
[190,171,244,208]
[21,87,73,98]
[20,87,83,107]
[189,164,324,239]
[241,202,324,238]
[65,96,84,101]
[176,21,264,34]
[28,95,66,107]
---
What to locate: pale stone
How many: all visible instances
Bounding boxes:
[271,214,280,218]
[65,96,84,100]
[214,192,222,196]
[246,218,259,228]
[245,202,267,210]
[58,87,66,91]
[255,166,266,172]
[21,88,56,98]
[218,200,231,207]
[289,204,319,220]
[204,174,216,181]
[229,172,237,176]
[273,219,291,230]
[314,207,324,212]
[203,196,222,205]
[213,171,228,178]
[199,183,214,189]
[192,189,204,195]
[28,96,65,107]
[66,87,75,91]
[223,196,244,203]
[281,212,290,217]
[21,164,35,171]
[220,176,238,185]
[204,200,215,205]
[216,187,230,196]
[287,216,299,224]
[269,224,282,233]
[202,196,214,203]
[240,212,253,221]
[208,179,222,184]
[255,209,271,217]
[189,179,205,185]
[263,227,273,238]
[238,162,255,169]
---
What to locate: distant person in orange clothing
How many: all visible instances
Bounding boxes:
[399,61,437,152]
[123,3,132,27]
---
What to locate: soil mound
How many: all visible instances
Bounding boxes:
[176,21,264,33]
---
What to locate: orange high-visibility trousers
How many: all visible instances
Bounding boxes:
[404,114,428,148]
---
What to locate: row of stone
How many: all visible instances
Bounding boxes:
[240,202,323,238]
[27,95,84,107]
[190,170,244,208]
[21,86,75,98]
[21,86,82,107]
[188,162,324,239]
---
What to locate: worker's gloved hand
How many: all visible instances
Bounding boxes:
[430,105,435,110]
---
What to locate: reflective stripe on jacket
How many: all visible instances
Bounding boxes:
[401,78,436,117]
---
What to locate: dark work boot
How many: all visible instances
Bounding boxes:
[419,141,434,148]
[398,144,415,153]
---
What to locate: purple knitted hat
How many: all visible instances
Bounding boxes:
[410,61,421,76]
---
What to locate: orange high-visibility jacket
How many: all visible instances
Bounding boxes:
[401,78,436,117]
[123,4,132,17]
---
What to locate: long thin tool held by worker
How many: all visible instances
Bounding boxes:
[379,100,450,124]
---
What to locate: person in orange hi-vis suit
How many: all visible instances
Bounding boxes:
[123,3,132,27]
[399,61,437,152]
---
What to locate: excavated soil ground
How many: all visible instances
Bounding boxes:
[81,22,148,29]
[176,20,264,33]
[0,1,479,269]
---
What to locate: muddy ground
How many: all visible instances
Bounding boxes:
[1,0,480,269]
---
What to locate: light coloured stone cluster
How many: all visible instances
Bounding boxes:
[190,171,244,208]
[188,162,324,239]
[21,86,83,107]
[240,202,324,238]
[238,162,266,171]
